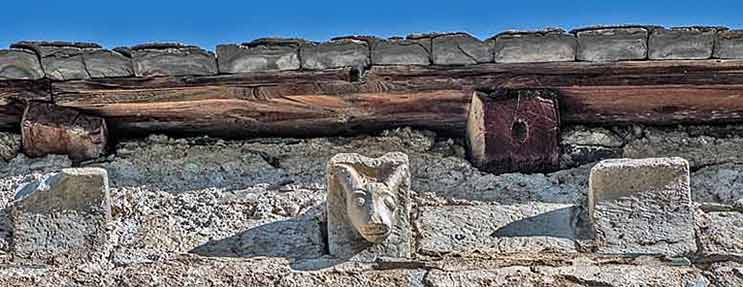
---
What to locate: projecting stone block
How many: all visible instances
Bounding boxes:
[589,157,696,256]
[326,152,411,260]
[574,26,649,62]
[714,29,743,59]
[0,49,44,80]
[649,27,718,60]
[131,43,218,77]
[300,38,369,70]
[11,41,133,80]
[466,89,560,174]
[22,102,108,162]
[217,38,302,73]
[493,29,577,63]
[428,32,493,65]
[371,37,430,65]
[10,168,111,263]
[416,203,577,256]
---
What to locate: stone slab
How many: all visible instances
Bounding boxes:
[0,49,44,80]
[714,29,743,59]
[649,27,717,60]
[707,262,743,287]
[131,43,218,77]
[83,49,133,78]
[300,39,369,70]
[493,29,576,63]
[589,157,696,256]
[371,38,430,65]
[10,41,133,80]
[574,26,649,62]
[10,168,111,263]
[696,210,743,261]
[429,33,493,65]
[326,152,411,260]
[416,203,577,256]
[216,38,302,73]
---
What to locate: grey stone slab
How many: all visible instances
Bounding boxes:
[217,38,302,73]
[493,29,576,63]
[696,210,743,261]
[83,49,133,78]
[326,152,412,260]
[574,26,649,62]
[715,29,743,59]
[707,262,743,287]
[10,168,111,264]
[589,157,696,256]
[300,39,369,70]
[429,33,493,65]
[131,43,218,77]
[692,164,743,204]
[416,203,577,256]
[649,27,718,60]
[371,38,430,65]
[0,49,44,80]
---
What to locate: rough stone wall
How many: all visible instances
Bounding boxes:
[0,125,741,286]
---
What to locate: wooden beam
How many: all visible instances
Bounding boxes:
[32,59,743,137]
[0,79,51,130]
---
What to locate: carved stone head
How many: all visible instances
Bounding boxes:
[327,152,410,251]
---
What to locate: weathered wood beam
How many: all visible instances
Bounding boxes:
[0,79,51,130]
[37,59,743,137]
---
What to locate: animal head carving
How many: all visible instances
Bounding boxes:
[332,160,408,243]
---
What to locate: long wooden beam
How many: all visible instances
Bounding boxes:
[1,60,742,137]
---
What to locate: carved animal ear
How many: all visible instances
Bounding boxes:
[333,164,364,191]
[384,164,408,192]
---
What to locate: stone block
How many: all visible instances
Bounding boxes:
[371,37,430,65]
[589,157,696,256]
[466,89,560,174]
[428,32,493,65]
[714,29,743,59]
[649,27,718,60]
[217,38,302,73]
[493,28,576,63]
[416,203,577,256]
[10,168,111,263]
[11,41,133,80]
[22,102,108,162]
[574,26,649,62]
[131,43,218,77]
[326,152,411,260]
[300,38,369,70]
[696,210,743,261]
[0,49,44,80]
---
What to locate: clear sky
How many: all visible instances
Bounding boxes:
[2,0,742,50]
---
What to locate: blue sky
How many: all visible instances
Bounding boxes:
[2,0,742,50]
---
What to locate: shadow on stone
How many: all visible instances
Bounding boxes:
[490,206,582,240]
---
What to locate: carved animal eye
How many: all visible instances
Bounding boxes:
[383,196,396,211]
[355,197,366,207]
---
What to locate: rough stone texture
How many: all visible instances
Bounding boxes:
[707,262,743,287]
[493,29,577,63]
[327,152,411,259]
[0,132,20,162]
[300,39,370,70]
[559,126,624,169]
[714,29,743,59]
[416,203,577,256]
[574,26,649,62]
[0,49,44,80]
[216,38,302,73]
[21,102,108,162]
[10,168,111,264]
[82,49,133,78]
[692,164,743,204]
[371,37,430,65]
[696,210,743,261]
[131,43,218,77]
[429,33,493,65]
[649,27,718,60]
[589,157,696,256]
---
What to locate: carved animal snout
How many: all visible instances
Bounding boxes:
[358,223,391,243]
